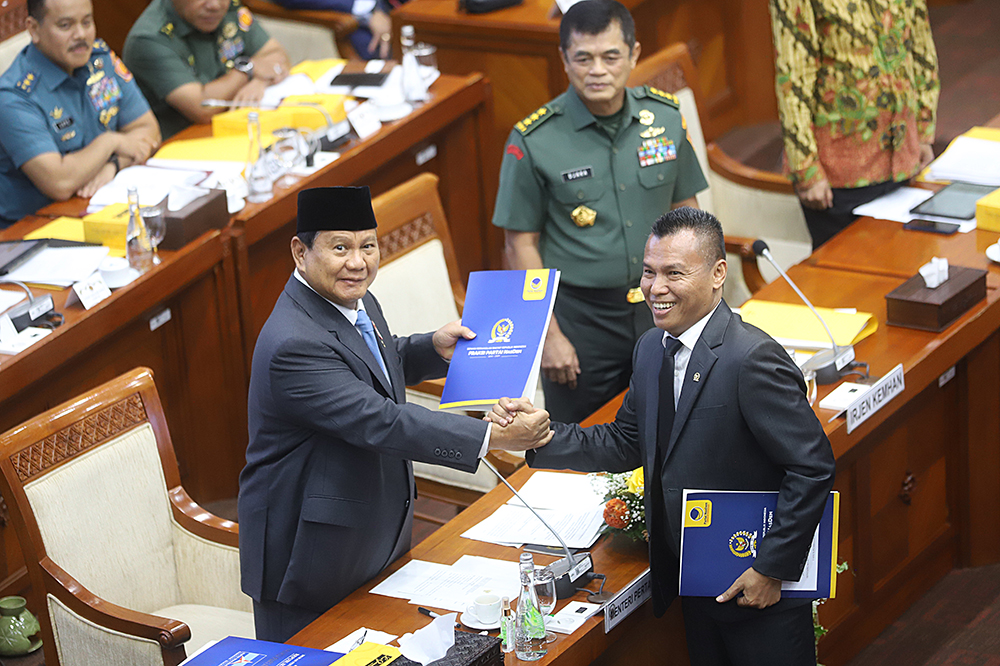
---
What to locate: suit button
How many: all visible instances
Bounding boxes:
[434,447,441,456]
[448,450,455,458]
[405,499,410,508]
[455,451,462,460]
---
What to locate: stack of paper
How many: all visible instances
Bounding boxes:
[3,245,109,288]
[852,186,977,232]
[925,133,1000,186]
[738,300,877,351]
[370,555,520,613]
[87,165,208,212]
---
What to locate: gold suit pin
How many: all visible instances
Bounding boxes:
[693,372,701,382]
[571,204,597,227]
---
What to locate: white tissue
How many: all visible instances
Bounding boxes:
[397,612,456,666]
[167,185,210,212]
[919,256,950,289]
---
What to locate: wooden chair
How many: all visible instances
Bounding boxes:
[371,173,523,523]
[0,368,253,666]
[242,0,360,60]
[628,42,810,304]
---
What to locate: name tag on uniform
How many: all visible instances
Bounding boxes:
[561,166,593,182]
[637,137,676,167]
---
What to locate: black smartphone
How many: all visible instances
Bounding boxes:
[903,218,960,235]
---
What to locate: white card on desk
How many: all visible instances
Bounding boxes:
[65,272,112,310]
[0,314,17,343]
[348,101,383,140]
[546,601,602,635]
[0,326,52,355]
[818,382,871,414]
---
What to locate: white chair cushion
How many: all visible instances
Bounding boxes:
[172,523,253,613]
[675,87,715,214]
[25,423,182,613]
[154,604,255,657]
[0,32,30,77]
[373,239,461,337]
[256,16,339,66]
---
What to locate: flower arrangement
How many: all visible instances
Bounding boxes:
[593,468,648,542]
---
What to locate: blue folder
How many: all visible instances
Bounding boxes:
[678,490,840,599]
[182,636,345,665]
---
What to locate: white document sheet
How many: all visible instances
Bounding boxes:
[926,136,1000,186]
[4,246,109,288]
[461,504,604,550]
[370,559,451,600]
[0,289,26,315]
[852,186,976,232]
[781,525,820,592]
[260,73,318,107]
[506,471,605,511]
[88,165,208,210]
[407,568,515,613]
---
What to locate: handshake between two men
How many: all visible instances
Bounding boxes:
[486,398,550,452]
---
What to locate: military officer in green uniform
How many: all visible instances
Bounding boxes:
[0,0,160,227]
[492,0,708,423]
[123,0,290,139]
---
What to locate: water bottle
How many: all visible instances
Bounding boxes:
[500,596,514,653]
[126,186,154,273]
[514,553,547,660]
[245,111,273,203]
[400,25,427,102]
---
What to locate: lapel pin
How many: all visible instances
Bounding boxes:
[693,372,701,382]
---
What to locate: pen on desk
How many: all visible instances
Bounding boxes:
[418,607,462,629]
[349,629,367,652]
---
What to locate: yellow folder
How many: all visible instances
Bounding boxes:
[332,642,401,666]
[738,300,877,349]
[291,58,347,82]
[152,134,276,162]
[25,216,126,258]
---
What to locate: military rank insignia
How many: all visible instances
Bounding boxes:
[223,21,238,39]
[111,52,133,82]
[161,22,174,37]
[637,137,676,167]
[647,87,680,108]
[640,126,665,139]
[515,106,551,135]
[638,109,654,126]
[218,35,245,63]
[16,71,37,93]
[238,7,254,31]
[87,72,122,115]
[571,204,597,227]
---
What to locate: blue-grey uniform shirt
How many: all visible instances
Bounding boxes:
[0,40,150,225]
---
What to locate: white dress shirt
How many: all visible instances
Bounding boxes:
[660,300,724,408]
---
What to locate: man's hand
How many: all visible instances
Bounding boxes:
[116,134,158,166]
[233,78,269,104]
[487,398,553,451]
[368,10,392,59]
[716,567,782,609]
[796,179,833,210]
[486,396,533,427]
[76,162,117,198]
[919,142,935,170]
[432,320,475,360]
[251,50,289,85]
[542,325,580,388]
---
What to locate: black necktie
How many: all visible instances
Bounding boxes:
[657,336,683,452]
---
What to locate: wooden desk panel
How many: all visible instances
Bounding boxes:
[291,466,690,666]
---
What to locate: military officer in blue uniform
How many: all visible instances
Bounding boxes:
[492,0,708,423]
[0,0,161,227]
[123,0,290,139]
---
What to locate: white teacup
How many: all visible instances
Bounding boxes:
[467,593,501,625]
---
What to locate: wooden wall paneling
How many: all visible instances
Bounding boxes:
[0,0,26,42]
[91,0,149,54]
[960,331,1000,565]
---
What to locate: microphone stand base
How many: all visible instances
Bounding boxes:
[804,347,856,385]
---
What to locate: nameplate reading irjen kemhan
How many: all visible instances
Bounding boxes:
[603,568,652,633]
[846,363,904,434]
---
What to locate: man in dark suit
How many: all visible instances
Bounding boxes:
[238,186,552,642]
[491,207,836,665]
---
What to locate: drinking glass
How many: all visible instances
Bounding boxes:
[139,197,167,266]
[271,128,306,188]
[803,368,818,406]
[533,568,557,643]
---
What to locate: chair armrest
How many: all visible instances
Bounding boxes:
[40,557,191,651]
[706,142,795,195]
[169,486,239,548]
[723,235,766,295]
[409,378,446,398]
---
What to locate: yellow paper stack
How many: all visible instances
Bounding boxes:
[210,94,347,137]
[24,213,128,258]
[738,300,878,350]
[976,188,1000,233]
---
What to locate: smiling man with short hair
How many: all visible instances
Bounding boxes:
[0,0,160,226]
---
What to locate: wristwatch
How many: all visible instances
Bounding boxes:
[232,56,254,80]
[108,154,121,174]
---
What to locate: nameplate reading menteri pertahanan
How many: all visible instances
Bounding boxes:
[604,568,652,633]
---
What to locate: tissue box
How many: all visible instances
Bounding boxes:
[977,188,1000,233]
[160,189,229,250]
[83,203,130,252]
[886,265,987,332]
[392,632,501,666]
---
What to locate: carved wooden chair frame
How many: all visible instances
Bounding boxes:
[0,368,239,666]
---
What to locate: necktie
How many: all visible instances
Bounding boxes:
[649,336,682,600]
[355,309,391,386]
[657,336,683,452]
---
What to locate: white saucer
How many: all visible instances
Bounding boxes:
[376,102,413,122]
[986,243,1000,264]
[227,196,246,214]
[459,612,500,631]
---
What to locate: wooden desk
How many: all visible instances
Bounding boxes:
[231,73,501,343]
[391,0,666,155]
[290,465,691,666]
[0,219,248,595]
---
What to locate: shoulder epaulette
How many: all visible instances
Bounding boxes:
[160,22,175,37]
[515,105,554,135]
[15,70,38,94]
[92,38,110,53]
[645,86,680,109]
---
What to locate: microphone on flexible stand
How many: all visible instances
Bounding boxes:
[751,240,856,384]
[479,458,600,600]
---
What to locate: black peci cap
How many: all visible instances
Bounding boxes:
[296,186,378,234]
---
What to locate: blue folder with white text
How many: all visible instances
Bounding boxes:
[439,269,559,410]
[678,490,839,599]
[181,636,344,665]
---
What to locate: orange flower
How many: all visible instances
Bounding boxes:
[604,498,629,529]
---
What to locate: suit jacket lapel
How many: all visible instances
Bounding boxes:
[665,302,732,459]
[644,338,665,474]
[285,277,395,398]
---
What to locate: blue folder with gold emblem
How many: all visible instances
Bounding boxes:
[439,269,559,410]
[678,490,840,599]
[182,636,344,665]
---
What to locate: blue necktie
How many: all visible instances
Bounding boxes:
[355,309,391,386]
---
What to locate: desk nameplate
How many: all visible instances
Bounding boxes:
[603,568,652,633]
